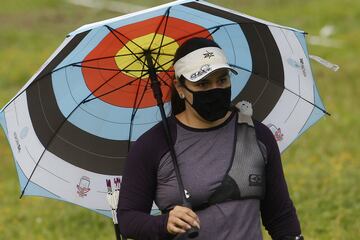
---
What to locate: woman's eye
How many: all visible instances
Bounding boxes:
[219,78,228,84]
[197,82,208,87]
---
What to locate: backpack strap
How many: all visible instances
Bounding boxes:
[236,100,254,127]
[201,101,265,207]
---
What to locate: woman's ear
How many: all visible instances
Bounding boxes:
[173,78,184,97]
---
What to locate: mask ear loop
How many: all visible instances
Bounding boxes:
[177,76,192,104]
[178,79,196,108]
[181,90,193,107]
[180,80,195,94]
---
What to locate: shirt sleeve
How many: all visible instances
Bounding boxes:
[255,121,302,239]
[117,123,175,240]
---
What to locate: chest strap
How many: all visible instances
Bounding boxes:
[195,102,266,210]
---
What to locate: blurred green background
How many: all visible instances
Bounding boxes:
[0,0,359,239]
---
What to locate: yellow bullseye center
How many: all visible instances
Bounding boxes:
[115,33,179,78]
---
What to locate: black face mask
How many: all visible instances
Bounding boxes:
[183,85,231,122]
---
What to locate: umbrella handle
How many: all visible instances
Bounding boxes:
[145,52,199,239]
[145,53,190,203]
[173,228,199,240]
[186,227,199,238]
[114,223,121,240]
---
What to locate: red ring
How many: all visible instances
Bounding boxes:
[82,16,211,108]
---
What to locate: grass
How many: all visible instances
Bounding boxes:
[0,0,359,239]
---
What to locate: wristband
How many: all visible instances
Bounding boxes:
[280,235,304,240]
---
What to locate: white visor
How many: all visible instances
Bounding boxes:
[174,47,238,82]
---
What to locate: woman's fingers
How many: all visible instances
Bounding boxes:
[176,209,200,228]
[167,224,186,234]
[166,206,201,234]
[167,215,189,234]
[178,206,200,223]
[174,217,192,230]
[173,206,200,227]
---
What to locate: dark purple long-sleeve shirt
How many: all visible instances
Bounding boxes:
[117,112,301,239]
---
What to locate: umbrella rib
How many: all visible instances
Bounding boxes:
[127,65,148,150]
[84,72,149,103]
[283,83,330,116]
[127,78,151,151]
[253,24,271,83]
[105,25,148,68]
[79,51,173,104]
[153,8,171,65]
[151,55,173,87]
[133,78,153,121]
[2,65,69,112]
[149,55,175,73]
[134,77,152,114]
[204,26,221,39]
[74,64,147,73]
[24,145,70,184]
[73,64,121,72]
[1,46,173,112]
[155,53,174,57]
[20,70,123,198]
[1,23,237,113]
[239,24,328,115]
[284,75,302,123]
[253,80,270,106]
[230,64,330,116]
[228,64,253,73]
[242,24,271,109]
[106,25,145,51]
[150,23,238,52]
[148,7,171,50]
[130,63,147,119]
[250,25,270,107]
[155,58,174,71]
[73,52,144,65]
[73,54,174,73]
[7,50,143,110]
[72,51,147,77]
[156,73,172,89]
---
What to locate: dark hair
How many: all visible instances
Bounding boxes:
[171,76,186,115]
[171,37,220,115]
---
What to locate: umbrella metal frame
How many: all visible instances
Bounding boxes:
[145,51,199,238]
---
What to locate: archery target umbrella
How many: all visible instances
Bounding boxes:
[0,0,328,218]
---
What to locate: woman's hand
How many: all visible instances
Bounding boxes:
[166,206,201,235]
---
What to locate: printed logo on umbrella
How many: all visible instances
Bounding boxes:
[287,57,307,77]
[267,124,284,142]
[77,176,91,197]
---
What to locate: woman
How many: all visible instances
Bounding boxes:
[117,38,303,240]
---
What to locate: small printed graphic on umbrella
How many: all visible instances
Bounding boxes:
[76,176,91,197]
[13,132,21,153]
[20,127,29,139]
[267,124,284,142]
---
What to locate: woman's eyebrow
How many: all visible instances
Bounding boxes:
[220,73,229,78]
[199,72,229,82]
[215,73,230,79]
[196,79,210,84]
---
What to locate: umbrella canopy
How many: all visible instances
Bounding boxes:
[0,0,328,218]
